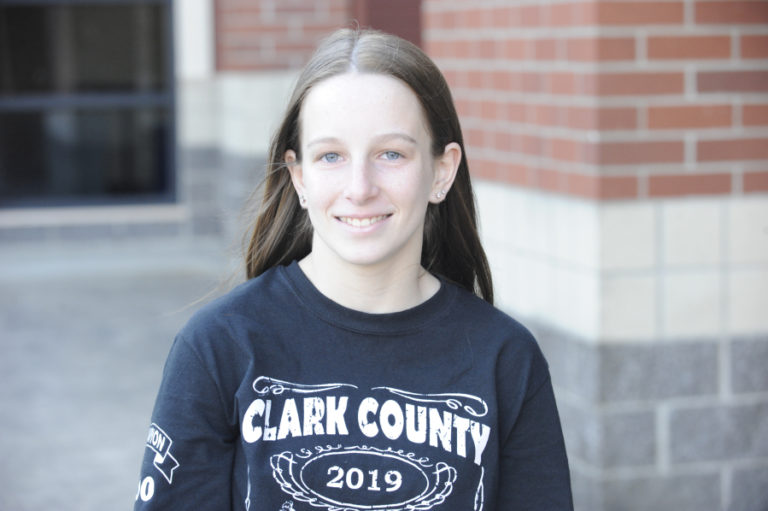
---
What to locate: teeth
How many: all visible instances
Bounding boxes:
[340,215,387,227]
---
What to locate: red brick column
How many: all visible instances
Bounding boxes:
[214,0,350,70]
[214,0,423,70]
[423,0,768,199]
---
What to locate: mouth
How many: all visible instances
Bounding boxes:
[336,214,391,228]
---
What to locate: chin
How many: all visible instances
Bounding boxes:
[328,244,408,268]
[337,252,393,268]
[314,232,422,270]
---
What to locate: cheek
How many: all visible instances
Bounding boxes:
[412,163,438,198]
[302,175,345,225]
[305,191,334,215]
[395,171,434,212]
[303,173,338,202]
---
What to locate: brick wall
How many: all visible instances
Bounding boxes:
[214,0,422,70]
[424,0,768,200]
[214,0,350,70]
[351,0,422,48]
[424,1,768,510]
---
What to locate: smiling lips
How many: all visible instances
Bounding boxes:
[337,215,390,228]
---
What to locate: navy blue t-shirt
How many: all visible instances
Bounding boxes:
[134,261,572,510]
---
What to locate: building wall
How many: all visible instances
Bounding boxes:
[425,0,768,199]
[214,0,350,70]
[213,0,422,71]
[422,1,768,510]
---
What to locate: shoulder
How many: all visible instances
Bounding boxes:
[445,281,538,350]
[176,265,290,349]
[161,265,296,390]
[441,282,553,420]
[189,265,288,324]
[443,280,549,381]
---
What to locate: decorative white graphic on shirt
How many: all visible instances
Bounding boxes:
[145,423,179,484]
[243,377,491,510]
[270,445,457,511]
[245,466,252,510]
[372,387,489,418]
[371,382,489,510]
[474,467,485,511]
[254,376,359,396]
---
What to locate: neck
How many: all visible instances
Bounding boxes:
[298,251,440,314]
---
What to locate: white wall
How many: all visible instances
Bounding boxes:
[474,180,768,343]
[174,0,213,81]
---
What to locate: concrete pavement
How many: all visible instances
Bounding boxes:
[0,239,232,510]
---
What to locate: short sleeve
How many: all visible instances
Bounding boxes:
[496,370,573,510]
[134,335,237,510]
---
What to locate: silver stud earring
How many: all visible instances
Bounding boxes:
[299,194,306,205]
[435,190,446,199]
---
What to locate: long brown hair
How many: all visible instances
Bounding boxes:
[244,28,494,304]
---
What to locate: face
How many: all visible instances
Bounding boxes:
[286,72,460,271]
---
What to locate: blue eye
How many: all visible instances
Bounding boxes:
[321,153,340,163]
[382,151,401,161]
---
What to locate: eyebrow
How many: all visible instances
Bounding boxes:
[306,137,342,148]
[373,133,419,146]
[305,133,419,148]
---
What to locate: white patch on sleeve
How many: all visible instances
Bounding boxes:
[145,423,180,484]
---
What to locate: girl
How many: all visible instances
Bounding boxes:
[135,29,572,511]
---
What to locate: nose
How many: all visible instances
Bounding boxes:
[344,158,379,204]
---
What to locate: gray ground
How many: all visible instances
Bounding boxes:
[0,240,232,510]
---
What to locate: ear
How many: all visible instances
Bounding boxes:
[429,142,462,204]
[285,150,305,207]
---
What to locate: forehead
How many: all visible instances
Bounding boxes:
[299,72,430,144]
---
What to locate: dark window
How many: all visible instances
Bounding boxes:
[0,0,174,207]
